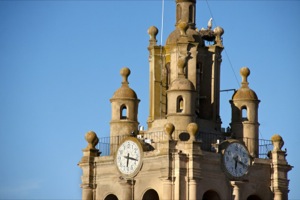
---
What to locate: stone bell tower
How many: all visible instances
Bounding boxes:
[147,0,224,133]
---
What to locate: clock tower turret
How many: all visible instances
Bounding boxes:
[110,67,140,154]
[230,67,260,157]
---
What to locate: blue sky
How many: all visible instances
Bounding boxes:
[0,0,299,199]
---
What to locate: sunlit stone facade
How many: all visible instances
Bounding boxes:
[78,1,292,199]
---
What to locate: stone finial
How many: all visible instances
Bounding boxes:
[148,26,158,46]
[271,134,285,151]
[213,26,224,46]
[240,67,250,88]
[164,123,175,140]
[177,21,188,36]
[120,67,131,85]
[187,123,198,141]
[84,131,99,150]
[214,26,224,36]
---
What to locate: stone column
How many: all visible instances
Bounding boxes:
[78,131,100,200]
[162,178,172,200]
[186,123,201,200]
[159,123,176,200]
[270,134,293,200]
[81,184,93,200]
[188,179,197,200]
[120,179,134,200]
[173,152,181,200]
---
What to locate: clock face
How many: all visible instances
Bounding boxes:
[223,142,250,178]
[116,139,142,177]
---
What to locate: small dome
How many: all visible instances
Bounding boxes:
[166,28,204,46]
[169,78,195,91]
[232,88,258,100]
[112,85,137,99]
[232,67,258,101]
[111,67,138,99]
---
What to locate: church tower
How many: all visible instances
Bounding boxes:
[79,1,292,199]
[147,0,224,134]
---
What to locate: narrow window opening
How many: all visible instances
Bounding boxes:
[121,105,127,119]
[242,107,248,121]
[177,96,184,113]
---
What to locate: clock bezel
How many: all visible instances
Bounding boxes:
[221,140,251,180]
[115,137,143,178]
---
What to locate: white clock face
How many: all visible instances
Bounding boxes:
[223,142,250,178]
[116,139,142,177]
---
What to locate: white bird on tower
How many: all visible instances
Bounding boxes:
[207,18,213,30]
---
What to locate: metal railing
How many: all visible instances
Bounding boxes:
[258,139,273,158]
[97,131,273,158]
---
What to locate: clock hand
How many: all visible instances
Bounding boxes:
[124,153,130,167]
[128,156,138,161]
[123,154,138,168]
[237,159,247,167]
[234,155,238,169]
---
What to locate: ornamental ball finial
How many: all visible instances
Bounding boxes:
[148,26,159,40]
[214,26,224,36]
[84,131,99,150]
[213,26,224,46]
[240,67,250,87]
[120,67,131,85]
[240,67,250,77]
[271,134,284,151]
[187,123,198,141]
[164,123,175,140]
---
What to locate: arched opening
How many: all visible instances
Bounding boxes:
[202,190,221,200]
[241,106,248,121]
[120,105,127,119]
[104,194,118,200]
[177,96,184,113]
[142,189,159,200]
[247,195,262,200]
